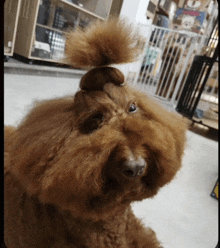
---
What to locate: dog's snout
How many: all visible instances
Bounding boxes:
[122,157,147,178]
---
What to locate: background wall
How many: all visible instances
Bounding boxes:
[116,0,152,80]
[120,0,150,24]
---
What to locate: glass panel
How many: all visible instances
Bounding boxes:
[78,12,96,29]
[33,0,110,61]
[37,0,52,26]
[48,30,66,60]
[53,4,79,32]
[31,26,66,61]
[37,0,79,32]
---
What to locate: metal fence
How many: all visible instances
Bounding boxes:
[130,25,208,105]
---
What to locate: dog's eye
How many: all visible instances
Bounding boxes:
[128,103,137,113]
[91,113,104,121]
[80,113,104,134]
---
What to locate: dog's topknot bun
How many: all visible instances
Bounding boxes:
[64,18,142,68]
[80,67,124,91]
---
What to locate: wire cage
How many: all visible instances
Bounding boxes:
[176,23,218,130]
[131,25,208,105]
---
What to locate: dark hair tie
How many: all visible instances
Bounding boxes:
[80,67,125,91]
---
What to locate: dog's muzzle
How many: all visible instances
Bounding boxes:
[122,157,147,178]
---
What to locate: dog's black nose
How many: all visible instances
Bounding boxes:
[122,157,147,178]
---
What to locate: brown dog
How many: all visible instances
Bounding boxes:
[4,19,187,248]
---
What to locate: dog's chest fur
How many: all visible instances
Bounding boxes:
[63,207,129,248]
[5,171,132,248]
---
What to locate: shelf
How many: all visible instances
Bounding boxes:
[29,55,66,64]
[193,116,218,130]
[60,0,105,20]
[13,0,114,65]
[200,94,218,105]
[36,23,66,34]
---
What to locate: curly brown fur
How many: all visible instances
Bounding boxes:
[4,19,187,248]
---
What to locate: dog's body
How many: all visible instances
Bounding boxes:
[4,19,186,248]
[5,164,160,247]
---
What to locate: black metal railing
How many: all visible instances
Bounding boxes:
[176,42,218,119]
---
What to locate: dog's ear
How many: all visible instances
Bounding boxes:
[6,98,75,195]
[80,67,124,91]
[4,126,16,153]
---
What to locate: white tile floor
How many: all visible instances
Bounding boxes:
[4,73,218,248]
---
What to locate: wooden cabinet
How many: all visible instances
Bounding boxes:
[4,0,22,56]
[14,0,116,64]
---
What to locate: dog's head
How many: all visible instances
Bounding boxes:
[9,66,186,220]
[8,19,186,220]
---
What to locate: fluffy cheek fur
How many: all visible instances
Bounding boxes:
[38,129,122,207]
[26,128,133,221]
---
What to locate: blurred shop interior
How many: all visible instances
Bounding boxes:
[4,2,218,248]
[4,0,218,134]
